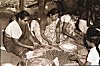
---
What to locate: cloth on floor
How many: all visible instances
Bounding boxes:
[59,42,77,52]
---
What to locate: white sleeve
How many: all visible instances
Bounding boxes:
[61,14,71,23]
[30,20,40,36]
[5,21,22,39]
[31,20,38,31]
[87,47,99,65]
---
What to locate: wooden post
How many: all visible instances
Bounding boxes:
[38,0,46,19]
[19,0,24,10]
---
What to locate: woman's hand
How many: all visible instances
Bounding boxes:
[68,53,79,61]
[48,40,52,45]
[38,41,42,45]
[28,46,35,50]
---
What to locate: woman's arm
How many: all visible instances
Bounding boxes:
[76,58,85,66]
[68,53,91,66]
[62,22,76,40]
[56,20,62,43]
[40,22,52,45]
[12,38,34,50]
[30,31,42,45]
[40,30,52,45]
[76,57,91,66]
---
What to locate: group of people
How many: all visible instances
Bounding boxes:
[3,1,100,65]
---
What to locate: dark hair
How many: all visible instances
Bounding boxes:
[85,26,100,57]
[47,8,59,17]
[15,10,30,21]
[86,26,100,44]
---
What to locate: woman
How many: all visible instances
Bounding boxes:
[69,26,100,66]
[57,10,81,42]
[3,10,41,58]
[40,8,60,45]
[85,26,100,65]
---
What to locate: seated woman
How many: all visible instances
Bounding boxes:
[3,10,41,58]
[40,8,60,45]
[56,11,80,42]
[69,26,100,66]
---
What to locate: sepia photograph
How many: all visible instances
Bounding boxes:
[0,0,100,66]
